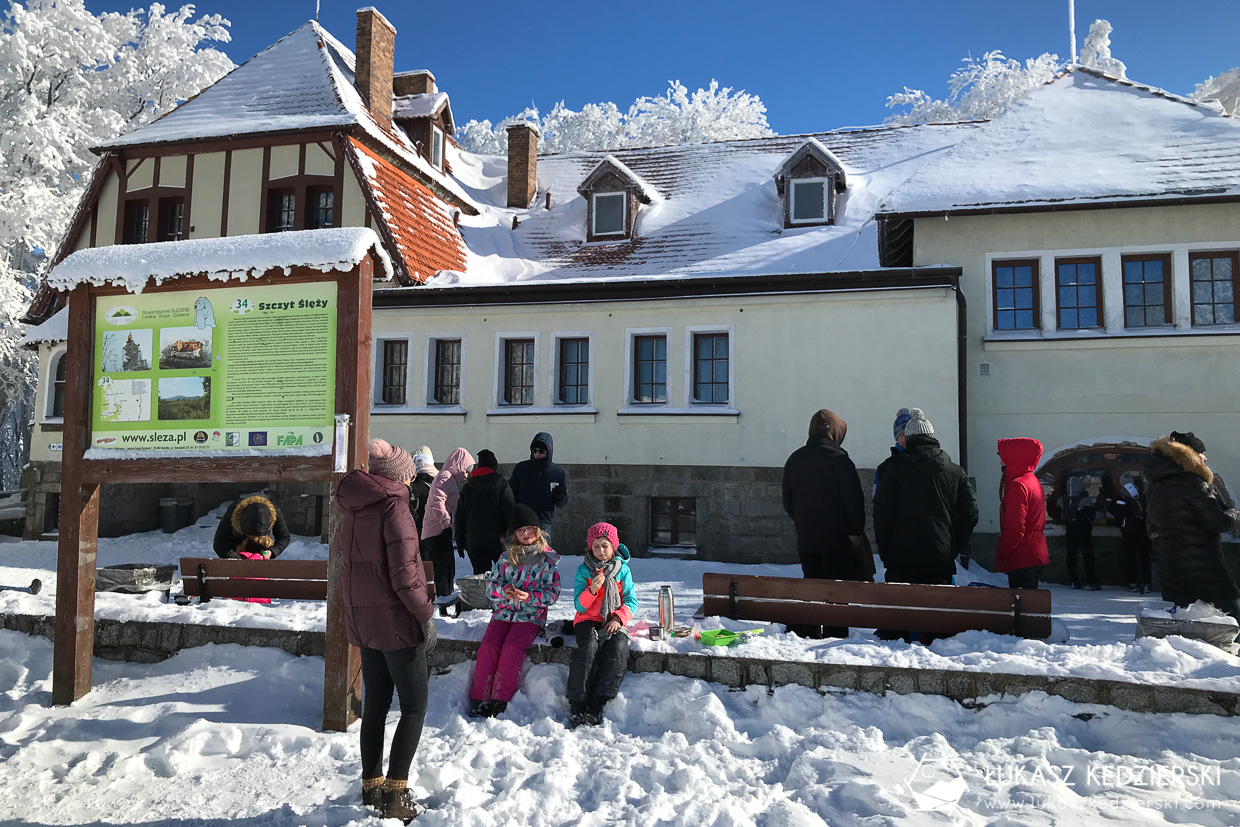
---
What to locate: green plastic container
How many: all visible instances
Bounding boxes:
[699,628,763,647]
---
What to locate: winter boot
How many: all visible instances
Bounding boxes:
[584,702,604,727]
[467,698,487,718]
[482,700,507,718]
[381,781,426,823]
[569,702,587,729]
[362,776,384,810]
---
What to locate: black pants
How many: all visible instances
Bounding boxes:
[360,645,428,782]
[794,547,858,639]
[1007,565,1044,590]
[467,543,502,576]
[422,529,455,596]
[1123,531,1152,589]
[877,572,953,644]
[1065,522,1097,587]
[566,621,629,708]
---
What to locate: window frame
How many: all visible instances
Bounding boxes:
[425,336,464,406]
[379,339,409,405]
[552,332,593,407]
[372,335,413,407]
[991,258,1041,332]
[1121,253,1173,328]
[123,200,150,245]
[495,332,539,408]
[684,325,733,407]
[788,177,830,225]
[431,125,444,169]
[306,186,335,230]
[629,332,669,405]
[591,191,627,238]
[45,347,68,421]
[650,496,697,548]
[1054,255,1104,331]
[267,188,297,233]
[157,197,186,242]
[1189,250,1239,327]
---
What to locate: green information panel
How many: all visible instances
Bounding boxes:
[91,281,338,452]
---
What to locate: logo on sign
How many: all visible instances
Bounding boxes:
[225,432,240,447]
[104,305,139,325]
[248,431,267,446]
[277,432,303,446]
[193,431,209,444]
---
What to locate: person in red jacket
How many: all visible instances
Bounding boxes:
[994,438,1049,589]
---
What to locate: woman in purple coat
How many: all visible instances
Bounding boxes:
[338,439,435,822]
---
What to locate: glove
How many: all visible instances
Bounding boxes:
[423,619,438,653]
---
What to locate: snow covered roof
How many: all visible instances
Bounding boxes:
[20,306,68,347]
[880,68,1240,216]
[393,91,451,122]
[576,155,661,204]
[438,122,977,286]
[774,137,849,190]
[46,228,393,294]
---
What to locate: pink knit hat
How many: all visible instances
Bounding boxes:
[368,438,415,481]
[586,522,619,550]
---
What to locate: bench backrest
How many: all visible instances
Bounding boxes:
[180,557,435,604]
[702,573,1052,639]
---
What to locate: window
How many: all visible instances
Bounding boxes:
[307,188,334,230]
[1122,254,1172,327]
[380,340,408,405]
[502,338,535,405]
[789,179,827,224]
[268,190,296,233]
[157,198,185,242]
[992,259,1039,330]
[124,201,150,244]
[651,497,696,547]
[1190,251,1237,325]
[431,339,461,405]
[632,335,667,403]
[49,352,67,418]
[692,333,729,403]
[557,338,589,405]
[1055,257,1102,329]
[431,125,444,169]
[592,192,626,236]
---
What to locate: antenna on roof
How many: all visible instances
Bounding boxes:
[1068,0,1077,63]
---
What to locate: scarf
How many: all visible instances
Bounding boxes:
[508,542,546,570]
[584,552,623,622]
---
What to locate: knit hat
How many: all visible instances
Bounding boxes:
[902,408,934,438]
[808,409,847,444]
[412,446,435,473]
[368,438,415,482]
[239,502,273,536]
[892,408,912,441]
[509,504,540,533]
[587,521,620,551]
[476,449,498,470]
[1170,431,1207,453]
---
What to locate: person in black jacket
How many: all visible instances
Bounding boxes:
[212,494,291,559]
[1145,431,1240,623]
[509,432,567,531]
[1058,474,1099,590]
[781,408,866,639]
[455,449,517,574]
[407,446,436,535]
[1109,478,1151,594]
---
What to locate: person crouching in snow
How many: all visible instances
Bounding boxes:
[567,522,638,728]
[468,504,561,718]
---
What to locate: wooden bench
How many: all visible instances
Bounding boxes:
[701,573,1052,639]
[179,558,435,605]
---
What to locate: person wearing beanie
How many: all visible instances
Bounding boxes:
[455,449,517,575]
[508,431,568,531]
[212,493,291,560]
[467,504,561,719]
[994,438,1049,589]
[1108,476,1151,594]
[567,521,638,727]
[1145,433,1240,623]
[421,447,475,598]
[407,446,437,535]
[873,408,978,641]
[781,408,866,639]
[873,407,913,497]
[336,438,435,820]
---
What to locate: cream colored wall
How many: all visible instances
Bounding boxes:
[342,167,368,227]
[28,342,66,462]
[190,152,225,239]
[914,203,1240,531]
[368,288,960,471]
[226,148,264,235]
[126,157,154,190]
[306,142,335,176]
[159,155,186,188]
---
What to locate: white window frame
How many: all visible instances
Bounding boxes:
[372,334,414,407]
[789,177,829,225]
[494,331,541,408]
[431,125,444,170]
[551,331,595,407]
[591,191,627,237]
[44,345,68,422]
[623,326,672,409]
[423,332,466,408]
[684,325,734,407]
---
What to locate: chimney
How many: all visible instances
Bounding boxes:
[355,8,396,126]
[506,122,539,209]
[393,69,435,97]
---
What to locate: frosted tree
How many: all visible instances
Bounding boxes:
[1190,68,1240,115]
[457,80,772,155]
[0,0,232,487]
[886,19,1122,125]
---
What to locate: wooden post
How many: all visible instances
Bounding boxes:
[323,255,374,731]
[53,285,99,704]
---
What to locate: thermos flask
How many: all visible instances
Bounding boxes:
[658,585,675,632]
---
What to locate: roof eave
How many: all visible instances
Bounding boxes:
[880,191,1240,220]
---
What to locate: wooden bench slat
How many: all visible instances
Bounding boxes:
[178,558,435,603]
[180,558,329,580]
[703,573,1052,614]
[183,579,328,601]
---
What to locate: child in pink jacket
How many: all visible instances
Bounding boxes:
[420,447,473,597]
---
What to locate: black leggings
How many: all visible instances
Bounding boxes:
[360,645,428,782]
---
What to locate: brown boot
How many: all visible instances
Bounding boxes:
[381,781,426,823]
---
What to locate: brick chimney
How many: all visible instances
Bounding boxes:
[393,69,435,97]
[506,122,539,209]
[355,8,396,127]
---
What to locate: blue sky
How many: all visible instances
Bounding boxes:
[89,0,1240,134]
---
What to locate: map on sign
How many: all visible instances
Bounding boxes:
[98,376,151,423]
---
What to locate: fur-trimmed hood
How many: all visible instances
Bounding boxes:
[1149,437,1213,485]
[231,495,278,536]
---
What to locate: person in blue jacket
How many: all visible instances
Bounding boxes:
[508,431,567,531]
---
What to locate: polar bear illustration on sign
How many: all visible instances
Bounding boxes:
[194,297,216,330]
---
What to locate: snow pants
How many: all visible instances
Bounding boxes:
[471,618,540,703]
[1065,522,1097,587]
[360,644,429,783]
[1007,565,1044,590]
[566,620,630,707]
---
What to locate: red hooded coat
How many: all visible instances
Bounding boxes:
[994,438,1049,573]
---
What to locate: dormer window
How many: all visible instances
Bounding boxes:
[577,155,658,243]
[775,139,848,228]
[592,192,626,236]
[431,125,444,169]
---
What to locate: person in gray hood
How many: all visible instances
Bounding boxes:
[508,431,567,531]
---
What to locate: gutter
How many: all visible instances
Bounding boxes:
[951,273,969,472]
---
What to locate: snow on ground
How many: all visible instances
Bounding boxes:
[1,503,1238,693]
[2,631,1239,825]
